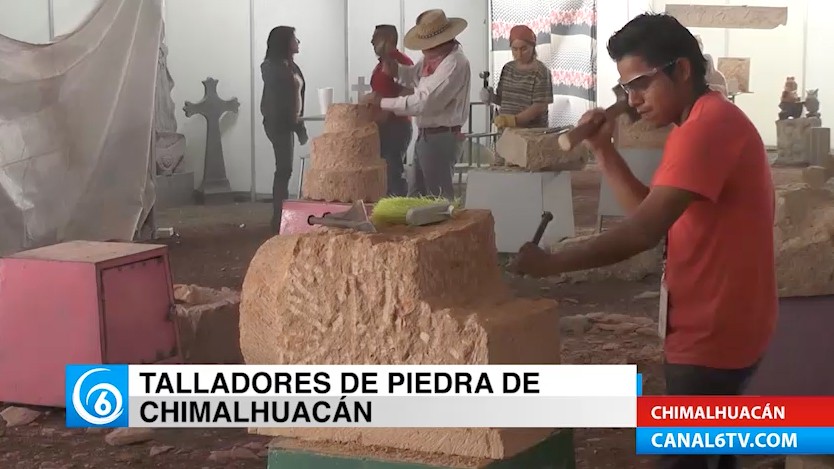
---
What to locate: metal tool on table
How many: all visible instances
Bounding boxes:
[557,84,640,151]
[405,202,456,227]
[541,125,572,135]
[307,200,377,233]
[532,211,554,245]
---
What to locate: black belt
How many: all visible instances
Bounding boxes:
[419,126,462,135]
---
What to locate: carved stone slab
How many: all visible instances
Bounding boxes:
[665,5,788,29]
[184,77,240,204]
[717,58,751,93]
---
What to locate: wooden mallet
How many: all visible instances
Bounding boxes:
[557,85,640,152]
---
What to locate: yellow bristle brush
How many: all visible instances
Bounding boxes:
[371,196,462,226]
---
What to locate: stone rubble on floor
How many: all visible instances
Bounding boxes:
[208,446,260,462]
[104,427,154,446]
[149,445,175,457]
[0,406,42,427]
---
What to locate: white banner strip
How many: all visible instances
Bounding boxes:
[127,364,638,397]
[128,396,636,428]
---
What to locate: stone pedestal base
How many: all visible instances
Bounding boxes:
[775,117,822,165]
[197,177,235,205]
[464,169,575,253]
[240,211,561,459]
[155,172,195,209]
[806,127,831,167]
[173,284,243,364]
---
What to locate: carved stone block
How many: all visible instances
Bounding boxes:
[665,5,788,29]
[495,128,589,171]
[717,58,751,93]
[775,117,822,165]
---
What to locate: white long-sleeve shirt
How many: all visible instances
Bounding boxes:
[380,45,471,129]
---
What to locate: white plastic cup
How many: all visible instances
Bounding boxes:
[318,87,334,115]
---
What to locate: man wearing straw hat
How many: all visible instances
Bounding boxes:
[362,9,471,200]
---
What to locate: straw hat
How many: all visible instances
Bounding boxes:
[404,9,468,51]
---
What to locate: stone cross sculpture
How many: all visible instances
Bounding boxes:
[351,76,371,103]
[184,77,239,203]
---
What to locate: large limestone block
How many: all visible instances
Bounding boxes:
[775,117,822,166]
[173,284,243,364]
[495,128,588,171]
[239,210,560,459]
[774,184,834,297]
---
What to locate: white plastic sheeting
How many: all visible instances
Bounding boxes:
[0,0,162,255]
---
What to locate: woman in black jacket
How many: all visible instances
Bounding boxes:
[260,26,307,233]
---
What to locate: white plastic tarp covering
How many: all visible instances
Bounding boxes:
[0,0,162,255]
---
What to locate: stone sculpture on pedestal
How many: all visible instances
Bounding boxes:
[153,29,194,209]
[778,76,803,120]
[184,77,239,204]
[805,89,820,119]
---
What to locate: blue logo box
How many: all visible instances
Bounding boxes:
[65,365,129,428]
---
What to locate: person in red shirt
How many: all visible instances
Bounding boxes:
[370,25,414,196]
[510,13,777,469]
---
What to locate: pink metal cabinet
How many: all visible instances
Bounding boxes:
[0,241,181,407]
[280,199,376,235]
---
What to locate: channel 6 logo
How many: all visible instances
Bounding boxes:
[65,365,129,428]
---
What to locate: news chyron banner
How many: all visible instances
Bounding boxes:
[636,396,834,454]
[65,364,638,428]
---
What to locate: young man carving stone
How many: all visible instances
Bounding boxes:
[510,14,777,469]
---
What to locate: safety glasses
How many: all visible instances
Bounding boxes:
[618,60,678,94]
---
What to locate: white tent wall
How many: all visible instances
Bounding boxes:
[596,0,654,109]
[805,0,834,136]
[0,0,490,200]
[166,0,253,197]
[2,0,831,209]
[0,0,50,43]
[650,0,814,149]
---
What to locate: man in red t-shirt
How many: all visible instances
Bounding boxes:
[510,13,777,469]
[370,25,414,196]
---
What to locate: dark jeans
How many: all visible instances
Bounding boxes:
[657,361,761,469]
[379,119,412,197]
[410,130,462,200]
[266,129,294,233]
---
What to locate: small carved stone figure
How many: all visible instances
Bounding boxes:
[779,76,803,120]
[805,89,820,118]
